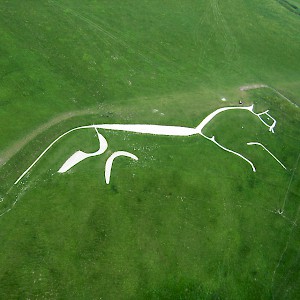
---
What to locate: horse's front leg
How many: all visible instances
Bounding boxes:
[105,151,138,184]
[58,128,108,173]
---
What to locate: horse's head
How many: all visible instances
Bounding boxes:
[254,109,276,133]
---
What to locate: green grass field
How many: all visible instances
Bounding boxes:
[0,1,300,299]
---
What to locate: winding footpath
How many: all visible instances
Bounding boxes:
[0,108,99,168]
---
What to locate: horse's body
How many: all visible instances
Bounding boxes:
[15,104,285,185]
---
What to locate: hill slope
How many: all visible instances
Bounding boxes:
[0,1,299,299]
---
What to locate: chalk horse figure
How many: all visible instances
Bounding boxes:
[15,105,286,186]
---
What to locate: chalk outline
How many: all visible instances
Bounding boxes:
[14,104,285,185]
[105,151,138,184]
[247,142,286,169]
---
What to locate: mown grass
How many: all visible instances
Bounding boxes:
[0,0,300,299]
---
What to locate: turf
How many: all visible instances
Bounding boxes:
[0,0,300,299]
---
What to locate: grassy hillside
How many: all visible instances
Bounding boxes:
[0,0,299,299]
[278,0,300,14]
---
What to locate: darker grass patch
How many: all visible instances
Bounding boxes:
[277,0,300,15]
[142,279,218,300]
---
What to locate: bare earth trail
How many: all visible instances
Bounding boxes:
[14,104,286,186]
[239,84,268,91]
[1,83,297,170]
[0,108,99,168]
[0,104,288,218]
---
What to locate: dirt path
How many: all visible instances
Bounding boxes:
[0,108,99,168]
[15,104,284,185]
[239,84,268,91]
[1,83,297,169]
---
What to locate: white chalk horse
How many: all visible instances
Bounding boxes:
[15,105,286,185]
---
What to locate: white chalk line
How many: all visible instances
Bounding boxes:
[247,142,286,169]
[58,128,108,173]
[205,135,256,172]
[14,104,283,185]
[105,151,138,184]
[257,110,276,133]
[14,125,91,184]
